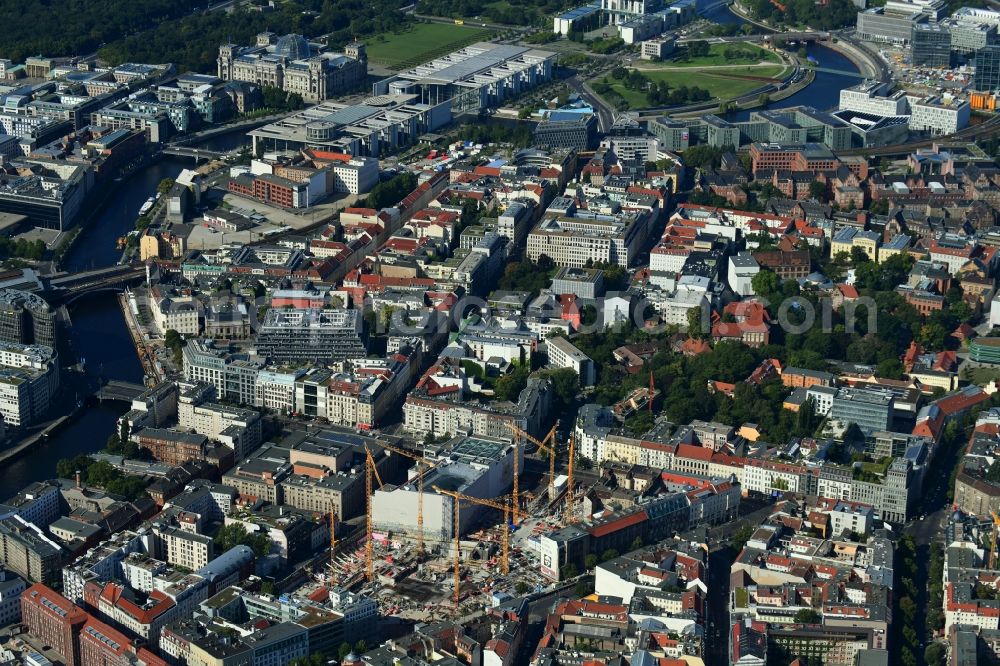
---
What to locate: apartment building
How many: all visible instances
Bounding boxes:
[546,335,596,386]
[526,197,651,268]
[0,515,61,584]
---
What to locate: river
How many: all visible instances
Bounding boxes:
[699,2,862,118]
[0,131,249,491]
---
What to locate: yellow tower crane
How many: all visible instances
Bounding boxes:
[432,485,527,606]
[501,424,523,522]
[374,441,436,558]
[506,422,559,500]
[565,433,576,522]
[364,445,384,582]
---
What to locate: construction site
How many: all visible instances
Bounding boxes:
[315,424,581,620]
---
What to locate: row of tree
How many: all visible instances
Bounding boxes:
[98,0,408,74]
[742,0,859,30]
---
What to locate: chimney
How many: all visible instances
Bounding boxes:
[75,470,81,489]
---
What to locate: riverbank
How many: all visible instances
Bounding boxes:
[52,150,162,272]
[0,404,85,466]
[727,0,886,80]
[118,291,161,382]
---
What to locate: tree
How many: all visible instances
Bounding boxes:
[338,643,352,661]
[687,40,710,57]
[354,640,367,654]
[537,367,579,411]
[751,269,780,300]
[630,536,644,551]
[215,523,271,557]
[793,608,822,624]
[584,554,599,569]
[924,643,945,666]
[876,358,904,380]
[575,580,592,597]
[561,563,578,579]
[601,549,619,562]
[515,580,530,595]
[494,365,530,402]
[157,178,175,195]
[687,305,706,337]
[260,581,276,595]
[808,180,826,201]
[290,653,325,666]
[732,523,754,551]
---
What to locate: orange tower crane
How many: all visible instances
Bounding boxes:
[432,486,527,606]
[364,445,384,582]
[374,441,436,558]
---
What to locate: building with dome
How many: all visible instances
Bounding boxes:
[217,32,367,103]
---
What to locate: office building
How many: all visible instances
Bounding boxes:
[839,80,909,116]
[255,308,366,365]
[952,6,1000,28]
[375,43,555,113]
[177,387,263,461]
[0,290,55,348]
[748,143,839,174]
[533,113,598,150]
[551,266,606,299]
[975,44,1000,92]
[372,437,519,540]
[0,342,59,427]
[218,33,366,103]
[857,8,927,45]
[641,37,675,59]
[249,94,451,157]
[182,340,263,406]
[553,5,603,35]
[22,584,88,666]
[909,95,969,135]
[649,117,690,152]
[831,109,911,148]
[830,387,894,431]
[946,18,996,55]
[748,107,853,151]
[701,113,741,149]
[0,167,87,231]
[911,22,951,67]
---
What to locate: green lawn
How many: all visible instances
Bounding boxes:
[659,41,782,68]
[600,64,788,109]
[365,23,494,69]
[964,365,1000,385]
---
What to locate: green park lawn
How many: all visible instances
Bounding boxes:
[365,23,494,69]
[600,63,788,109]
[661,41,782,67]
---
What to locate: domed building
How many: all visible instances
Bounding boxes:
[273,34,312,61]
[217,32,367,103]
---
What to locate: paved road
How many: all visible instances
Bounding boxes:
[565,74,615,132]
